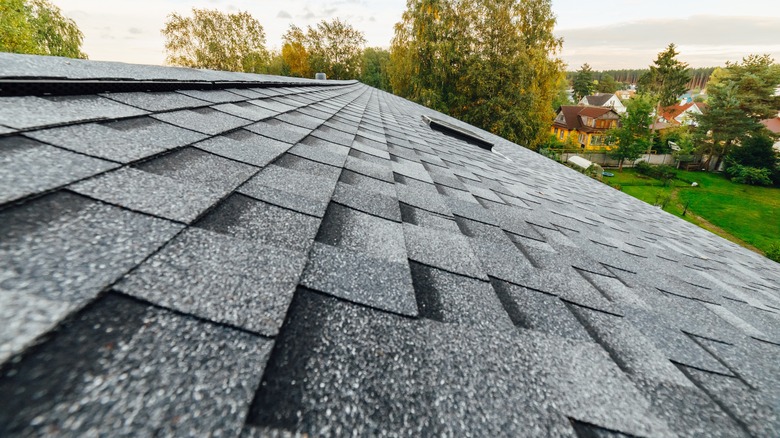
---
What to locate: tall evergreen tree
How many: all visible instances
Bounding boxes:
[695,54,780,169]
[638,43,691,107]
[572,63,595,102]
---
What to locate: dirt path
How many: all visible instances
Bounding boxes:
[668,189,765,255]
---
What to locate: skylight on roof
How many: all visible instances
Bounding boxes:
[422,115,493,150]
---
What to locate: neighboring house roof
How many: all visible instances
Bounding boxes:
[581,93,614,107]
[761,117,780,134]
[659,102,705,126]
[1,53,779,436]
[579,94,626,114]
[554,105,618,134]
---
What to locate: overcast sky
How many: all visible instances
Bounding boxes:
[50,0,780,70]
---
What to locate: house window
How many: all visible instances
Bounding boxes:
[578,133,586,144]
[554,128,559,135]
[560,131,565,140]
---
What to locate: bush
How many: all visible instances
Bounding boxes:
[634,161,677,184]
[635,161,652,176]
[726,164,773,186]
[766,244,780,263]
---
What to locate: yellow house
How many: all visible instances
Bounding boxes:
[551,105,620,150]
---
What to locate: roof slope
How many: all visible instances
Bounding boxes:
[582,93,615,106]
[1,53,779,437]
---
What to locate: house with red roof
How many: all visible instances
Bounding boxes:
[656,101,705,128]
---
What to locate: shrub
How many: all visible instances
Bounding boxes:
[634,161,677,184]
[766,244,780,263]
[726,164,773,186]
[635,161,652,176]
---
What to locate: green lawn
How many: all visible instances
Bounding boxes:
[603,169,780,255]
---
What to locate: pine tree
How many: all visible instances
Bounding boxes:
[638,44,691,107]
[572,63,594,102]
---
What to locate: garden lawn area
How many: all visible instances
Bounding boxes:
[603,169,780,256]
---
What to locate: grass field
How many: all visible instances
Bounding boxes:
[603,169,780,256]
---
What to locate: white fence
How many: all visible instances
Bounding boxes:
[560,152,695,168]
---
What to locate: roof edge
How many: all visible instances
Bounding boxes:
[0,53,356,96]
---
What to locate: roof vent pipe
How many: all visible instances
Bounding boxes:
[315,73,326,80]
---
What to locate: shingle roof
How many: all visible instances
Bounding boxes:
[761,117,780,134]
[583,93,614,106]
[1,53,779,437]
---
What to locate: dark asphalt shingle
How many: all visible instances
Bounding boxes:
[117,227,306,336]
[152,107,249,135]
[0,136,118,204]
[0,95,147,129]
[0,293,273,437]
[27,116,207,163]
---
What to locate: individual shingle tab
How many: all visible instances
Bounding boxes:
[117,228,306,336]
[246,118,312,144]
[332,181,401,222]
[152,107,248,135]
[0,293,273,437]
[239,163,336,217]
[0,95,147,129]
[196,194,320,254]
[195,129,291,167]
[301,244,418,316]
[101,91,210,111]
[316,203,407,262]
[26,117,207,163]
[72,148,256,223]
[403,223,487,280]
[213,101,278,121]
[0,191,182,359]
[410,263,514,331]
[0,136,117,204]
[490,279,592,341]
[136,146,257,191]
[69,167,224,223]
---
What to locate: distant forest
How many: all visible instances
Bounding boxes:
[565,67,717,90]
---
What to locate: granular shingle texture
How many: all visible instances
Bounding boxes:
[1,53,778,437]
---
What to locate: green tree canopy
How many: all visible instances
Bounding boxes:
[361,47,391,91]
[595,73,620,94]
[305,19,366,80]
[695,54,780,169]
[0,0,86,58]
[162,8,268,72]
[638,43,691,107]
[390,0,564,150]
[608,94,655,170]
[572,63,595,101]
[278,19,366,80]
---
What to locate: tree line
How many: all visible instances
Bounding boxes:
[566,67,716,92]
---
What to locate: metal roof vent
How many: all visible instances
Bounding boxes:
[315,73,326,80]
[422,115,493,150]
